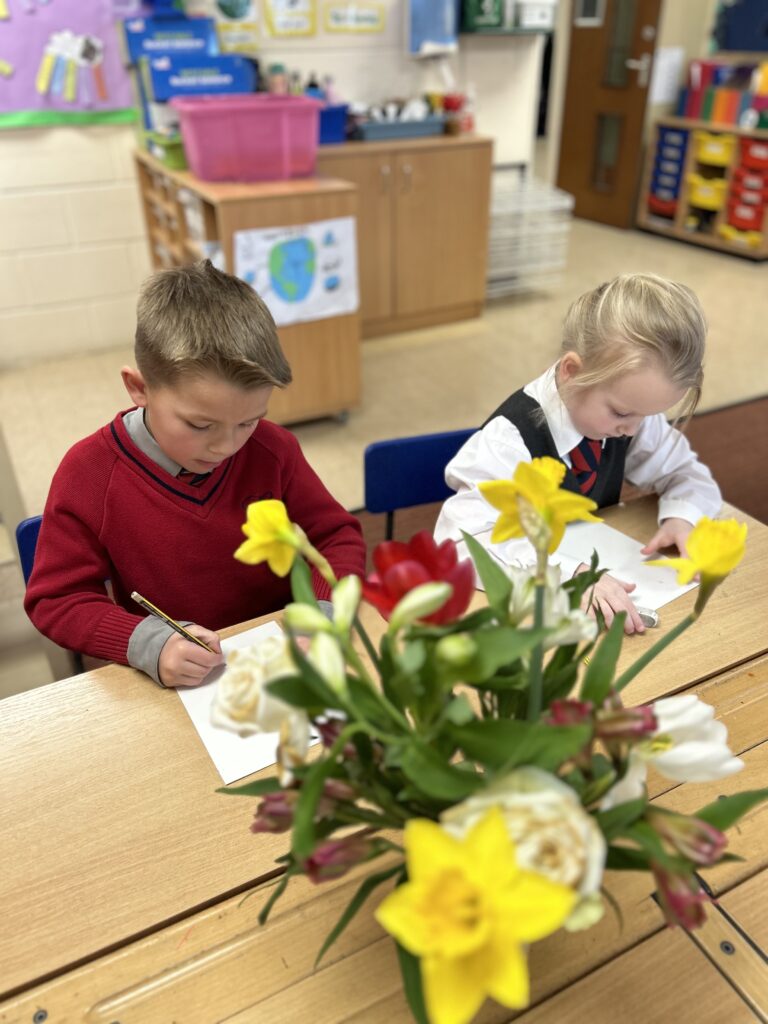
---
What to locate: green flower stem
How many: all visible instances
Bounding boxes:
[343,641,412,732]
[354,615,382,673]
[524,546,549,722]
[613,611,697,693]
[299,540,337,588]
[526,580,546,721]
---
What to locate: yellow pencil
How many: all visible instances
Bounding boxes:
[131,591,215,653]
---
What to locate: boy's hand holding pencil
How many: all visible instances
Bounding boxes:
[131,592,223,688]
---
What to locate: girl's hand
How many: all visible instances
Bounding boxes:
[641,517,693,558]
[158,625,223,688]
[576,565,646,635]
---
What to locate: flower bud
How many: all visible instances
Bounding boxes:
[284,603,333,635]
[647,809,727,866]
[331,574,361,633]
[435,633,477,666]
[250,790,299,834]
[304,836,373,884]
[547,698,593,727]
[308,633,347,696]
[652,864,709,930]
[388,581,453,632]
[596,704,657,743]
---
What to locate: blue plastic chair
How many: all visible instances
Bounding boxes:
[16,515,84,674]
[15,515,42,585]
[363,428,476,540]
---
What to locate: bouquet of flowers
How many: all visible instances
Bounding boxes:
[212,456,764,1024]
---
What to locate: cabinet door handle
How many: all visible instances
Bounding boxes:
[401,162,412,193]
[380,163,391,194]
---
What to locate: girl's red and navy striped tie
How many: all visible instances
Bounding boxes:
[569,437,602,494]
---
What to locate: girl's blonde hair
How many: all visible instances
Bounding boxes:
[560,273,707,421]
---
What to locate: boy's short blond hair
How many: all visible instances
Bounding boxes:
[135,260,292,390]
[561,273,707,420]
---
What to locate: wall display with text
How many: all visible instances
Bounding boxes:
[263,0,316,37]
[324,1,385,33]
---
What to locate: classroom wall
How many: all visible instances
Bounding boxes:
[0,125,151,368]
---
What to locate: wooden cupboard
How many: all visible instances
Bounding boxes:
[134,149,361,426]
[317,135,493,337]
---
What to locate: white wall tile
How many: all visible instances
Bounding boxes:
[0,305,94,367]
[0,257,24,311]
[19,246,133,304]
[0,193,72,252]
[68,186,145,244]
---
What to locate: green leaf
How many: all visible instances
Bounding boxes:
[395,940,429,1024]
[461,530,512,611]
[595,797,647,840]
[693,789,768,832]
[605,845,650,872]
[346,674,403,730]
[258,869,293,925]
[447,719,591,773]
[290,556,319,607]
[580,612,626,706]
[448,626,548,684]
[444,694,475,726]
[266,674,327,711]
[292,754,347,860]
[315,863,403,966]
[617,820,684,871]
[216,777,282,797]
[400,741,482,800]
[286,636,346,710]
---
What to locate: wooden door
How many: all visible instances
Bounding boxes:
[316,149,394,322]
[557,0,663,228]
[394,143,492,317]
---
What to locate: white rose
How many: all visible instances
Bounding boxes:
[441,766,605,931]
[211,634,302,736]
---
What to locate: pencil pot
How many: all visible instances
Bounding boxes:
[171,94,321,182]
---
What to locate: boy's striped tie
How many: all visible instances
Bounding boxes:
[569,437,602,494]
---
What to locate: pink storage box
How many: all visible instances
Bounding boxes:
[171,94,321,182]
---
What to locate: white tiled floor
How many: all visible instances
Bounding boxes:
[2,214,767,697]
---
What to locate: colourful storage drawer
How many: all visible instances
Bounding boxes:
[718,223,763,249]
[739,137,768,171]
[656,157,684,176]
[733,165,768,192]
[658,126,688,149]
[686,173,728,210]
[693,130,736,167]
[648,194,677,218]
[730,183,767,208]
[651,172,681,194]
[728,201,764,231]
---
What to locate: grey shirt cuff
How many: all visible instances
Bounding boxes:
[127,616,183,686]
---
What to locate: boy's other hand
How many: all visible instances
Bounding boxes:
[158,625,223,688]
[641,517,693,558]
[577,566,646,635]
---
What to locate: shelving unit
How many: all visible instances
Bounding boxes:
[636,116,768,261]
[134,149,361,426]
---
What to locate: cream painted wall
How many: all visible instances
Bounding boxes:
[0,0,543,368]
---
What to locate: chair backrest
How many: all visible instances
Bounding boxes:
[364,428,476,526]
[15,515,43,584]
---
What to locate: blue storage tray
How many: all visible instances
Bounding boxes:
[356,115,445,141]
[658,126,689,148]
[320,104,348,144]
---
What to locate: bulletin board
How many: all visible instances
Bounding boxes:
[0,0,135,128]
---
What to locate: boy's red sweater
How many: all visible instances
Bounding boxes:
[25,411,365,664]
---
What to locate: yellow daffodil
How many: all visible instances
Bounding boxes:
[234,500,301,577]
[647,517,747,615]
[647,517,747,584]
[480,457,601,556]
[374,807,575,1024]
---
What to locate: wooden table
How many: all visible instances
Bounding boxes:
[1,500,766,1022]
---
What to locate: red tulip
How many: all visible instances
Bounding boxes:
[362,531,475,625]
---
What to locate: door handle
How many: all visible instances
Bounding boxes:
[625,53,651,88]
[401,162,412,194]
[380,163,391,194]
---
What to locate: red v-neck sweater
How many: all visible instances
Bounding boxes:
[25,411,366,665]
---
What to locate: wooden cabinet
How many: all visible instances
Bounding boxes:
[317,136,493,337]
[636,116,768,261]
[134,149,361,425]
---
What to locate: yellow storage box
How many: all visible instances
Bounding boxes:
[693,130,736,167]
[687,173,728,210]
[718,223,763,249]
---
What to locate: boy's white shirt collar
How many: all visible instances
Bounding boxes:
[122,408,185,478]
[524,365,592,458]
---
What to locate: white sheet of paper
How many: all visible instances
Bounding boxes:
[176,620,297,785]
[557,520,697,611]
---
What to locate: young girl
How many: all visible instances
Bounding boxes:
[434,273,722,635]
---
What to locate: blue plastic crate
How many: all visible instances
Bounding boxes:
[356,115,445,141]
[319,104,348,144]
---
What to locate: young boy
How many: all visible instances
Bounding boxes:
[25,261,366,688]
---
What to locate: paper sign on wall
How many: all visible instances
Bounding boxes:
[264,0,316,37]
[324,2,385,33]
[234,216,359,327]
